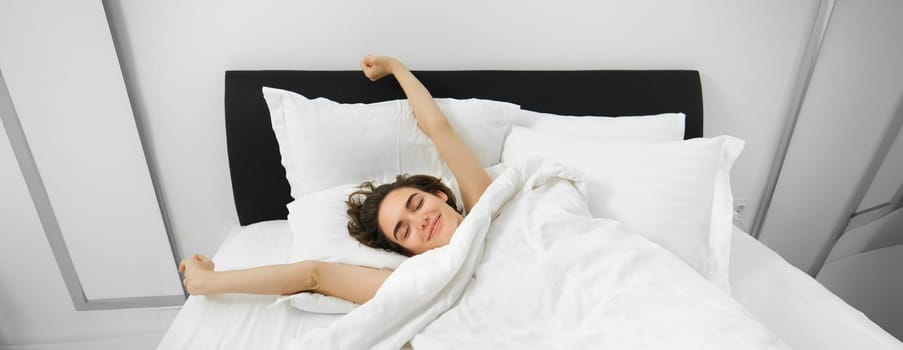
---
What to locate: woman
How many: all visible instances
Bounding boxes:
[178,55,490,305]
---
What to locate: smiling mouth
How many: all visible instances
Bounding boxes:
[429,215,441,240]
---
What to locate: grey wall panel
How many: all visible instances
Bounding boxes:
[758,0,903,274]
[0,0,183,302]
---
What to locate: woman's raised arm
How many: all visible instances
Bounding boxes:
[360,55,491,212]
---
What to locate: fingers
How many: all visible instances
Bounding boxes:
[179,253,209,273]
[360,54,395,82]
[362,54,374,65]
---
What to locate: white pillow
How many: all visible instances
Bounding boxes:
[262,87,520,199]
[514,109,686,142]
[287,184,408,270]
[502,126,743,293]
[282,184,399,315]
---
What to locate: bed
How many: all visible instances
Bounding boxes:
[158,70,901,349]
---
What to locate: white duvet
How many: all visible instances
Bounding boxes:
[290,160,790,350]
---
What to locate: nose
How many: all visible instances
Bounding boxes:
[408,214,427,237]
[419,214,429,231]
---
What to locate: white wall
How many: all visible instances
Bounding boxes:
[104,0,819,259]
[0,99,177,348]
[857,124,903,213]
[846,124,903,230]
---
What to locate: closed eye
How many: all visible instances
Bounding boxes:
[401,195,423,241]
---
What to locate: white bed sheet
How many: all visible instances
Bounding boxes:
[158,221,902,349]
[729,225,901,349]
[157,221,342,349]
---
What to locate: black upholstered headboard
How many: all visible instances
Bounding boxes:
[225,70,703,226]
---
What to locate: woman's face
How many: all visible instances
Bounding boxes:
[378,187,463,255]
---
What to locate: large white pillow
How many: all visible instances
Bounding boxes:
[501,126,743,293]
[262,87,520,199]
[282,184,399,315]
[514,109,686,142]
[286,184,408,270]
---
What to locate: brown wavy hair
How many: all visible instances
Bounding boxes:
[346,174,461,256]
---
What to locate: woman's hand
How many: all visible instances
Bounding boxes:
[360,55,402,81]
[178,253,215,295]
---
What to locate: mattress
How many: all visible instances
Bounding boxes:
[158,221,901,349]
[729,226,901,349]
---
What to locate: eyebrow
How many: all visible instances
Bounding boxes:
[393,192,419,241]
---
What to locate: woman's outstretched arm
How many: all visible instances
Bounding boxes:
[360,55,491,212]
[179,254,391,305]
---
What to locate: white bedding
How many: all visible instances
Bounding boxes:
[156,222,342,349]
[290,160,787,349]
[158,181,901,350]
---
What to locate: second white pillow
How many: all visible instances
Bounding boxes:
[514,109,686,142]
